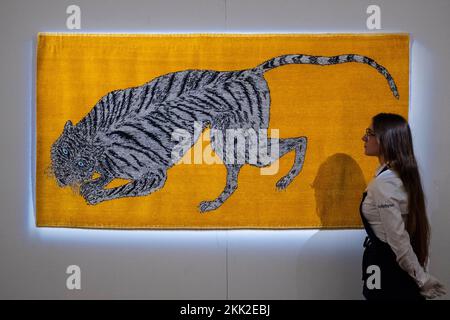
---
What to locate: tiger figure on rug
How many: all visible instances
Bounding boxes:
[50,54,399,213]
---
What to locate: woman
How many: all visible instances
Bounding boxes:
[360,113,446,300]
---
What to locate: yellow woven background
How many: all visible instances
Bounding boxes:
[36,33,409,229]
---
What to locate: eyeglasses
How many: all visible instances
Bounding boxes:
[365,128,376,137]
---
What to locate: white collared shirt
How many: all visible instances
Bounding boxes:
[362,164,429,287]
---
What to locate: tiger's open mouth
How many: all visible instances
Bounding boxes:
[57,177,82,195]
[55,172,78,187]
[47,164,70,187]
[57,177,69,187]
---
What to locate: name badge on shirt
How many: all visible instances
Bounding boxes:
[377,203,394,209]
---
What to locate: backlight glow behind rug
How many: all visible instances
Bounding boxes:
[36,33,409,229]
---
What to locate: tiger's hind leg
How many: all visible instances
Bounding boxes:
[275,137,307,190]
[199,164,242,213]
[252,136,308,190]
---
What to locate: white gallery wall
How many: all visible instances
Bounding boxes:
[0,0,449,299]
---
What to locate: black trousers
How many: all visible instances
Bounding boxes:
[362,239,425,301]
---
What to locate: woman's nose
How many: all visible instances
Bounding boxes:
[362,135,367,142]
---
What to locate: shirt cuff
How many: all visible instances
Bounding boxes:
[415,270,430,288]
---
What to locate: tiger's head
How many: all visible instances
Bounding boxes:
[50,120,100,187]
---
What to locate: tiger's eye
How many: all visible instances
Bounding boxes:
[62,147,68,155]
[77,160,86,167]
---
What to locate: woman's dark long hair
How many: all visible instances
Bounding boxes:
[372,113,430,267]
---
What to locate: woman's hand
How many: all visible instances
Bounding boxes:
[420,274,447,299]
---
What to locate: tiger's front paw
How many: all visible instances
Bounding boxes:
[80,182,105,205]
[84,191,105,205]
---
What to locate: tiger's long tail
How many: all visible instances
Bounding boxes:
[253,54,399,99]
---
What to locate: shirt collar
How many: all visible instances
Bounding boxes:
[374,163,389,177]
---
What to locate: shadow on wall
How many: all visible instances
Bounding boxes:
[312,153,367,227]
[293,154,368,299]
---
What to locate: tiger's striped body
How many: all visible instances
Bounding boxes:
[51,54,399,212]
[76,69,270,180]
